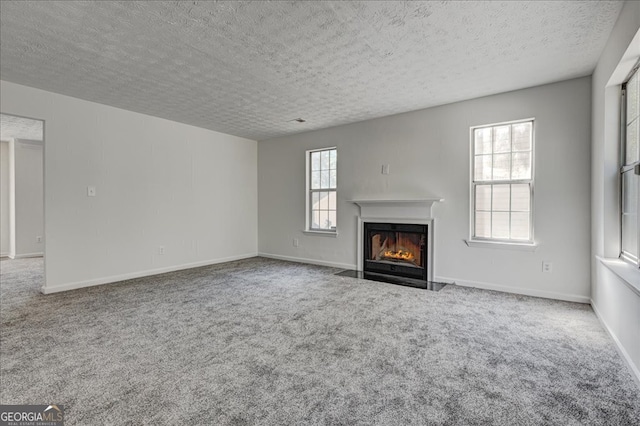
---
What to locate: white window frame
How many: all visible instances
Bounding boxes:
[620,64,640,268]
[305,147,337,234]
[468,118,536,249]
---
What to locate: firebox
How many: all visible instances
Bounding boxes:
[363,222,427,281]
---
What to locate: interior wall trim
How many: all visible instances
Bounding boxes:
[9,252,43,259]
[41,252,258,294]
[435,275,591,304]
[258,252,356,271]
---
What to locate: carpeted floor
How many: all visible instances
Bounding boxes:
[1,257,639,425]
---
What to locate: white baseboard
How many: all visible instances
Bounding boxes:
[0,252,9,258]
[9,252,44,259]
[591,299,640,388]
[41,252,258,294]
[258,252,356,270]
[435,275,590,304]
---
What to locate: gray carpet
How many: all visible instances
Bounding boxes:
[1,257,639,425]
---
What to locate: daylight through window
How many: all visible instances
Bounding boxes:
[621,65,640,267]
[308,148,337,231]
[471,120,534,243]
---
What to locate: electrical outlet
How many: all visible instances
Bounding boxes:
[87,186,96,197]
[36,236,43,243]
[542,262,553,273]
[159,246,165,255]
[293,238,299,247]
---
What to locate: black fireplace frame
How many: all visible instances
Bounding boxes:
[363,222,428,282]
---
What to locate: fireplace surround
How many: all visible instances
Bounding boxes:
[352,198,442,283]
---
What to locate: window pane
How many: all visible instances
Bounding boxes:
[321,150,330,170]
[493,125,511,153]
[511,184,530,212]
[511,212,530,240]
[492,212,510,239]
[319,191,329,210]
[622,214,638,258]
[512,152,532,180]
[312,210,320,229]
[493,153,511,180]
[329,169,337,189]
[622,213,638,258]
[626,117,638,166]
[320,170,330,188]
[474,155,492,181]
[512,122,532,152]
[627,71,638,125]
[492,184,510,211]
[329,149,337,169]
[319,210,329,230]
[622,170,638,214]
[475,128,492,154]
[476,185,491,211]
[621,170,637,258]
[475,211,491,237]
[312,192,320,210]
[328,191,336,210]
[328,210,337,229]
[311,152,320,171]
[311,171,320,189]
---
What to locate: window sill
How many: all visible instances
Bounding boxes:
[597,256,640,296]
[303,230,338,237]
[464,239,538,252]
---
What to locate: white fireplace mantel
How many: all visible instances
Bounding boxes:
[351,198,443,220]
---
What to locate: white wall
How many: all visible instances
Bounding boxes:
[590,0,640,382]
[11,139,44,258]
[0,141,9,256]
[259,77,592,303]
[0,80,258,293]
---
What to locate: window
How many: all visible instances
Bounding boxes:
[621,65,640,267]
[307,147,337,232]
[471,119,534,243]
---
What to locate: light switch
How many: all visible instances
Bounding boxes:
[382,164,390,175]
[87,186,96,197]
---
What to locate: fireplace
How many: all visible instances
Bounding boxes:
[364,222,427,281]
[351,198,442,284]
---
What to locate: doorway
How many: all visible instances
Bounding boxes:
[0,113,45,291]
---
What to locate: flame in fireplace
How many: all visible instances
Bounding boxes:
[383,250,415,261]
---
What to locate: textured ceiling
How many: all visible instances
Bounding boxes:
[0,1,623,141]
[0,114,43,141]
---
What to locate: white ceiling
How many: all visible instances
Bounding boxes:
[0,1,623,141]
[0,114,43,141]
